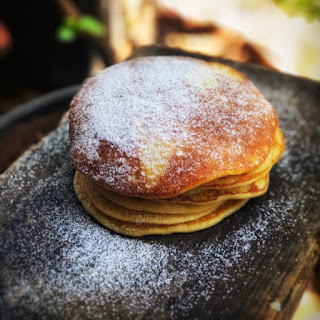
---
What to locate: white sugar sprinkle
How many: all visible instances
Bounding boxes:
[1,62,319,319]
[70,56,275,192]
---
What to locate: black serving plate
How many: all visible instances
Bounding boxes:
[0,85,79,133]
[0,86,79,173]
[1,46,320,320]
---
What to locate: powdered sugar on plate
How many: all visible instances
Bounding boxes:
[1,59,320,319]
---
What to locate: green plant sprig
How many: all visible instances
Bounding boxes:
[57,15,106,43]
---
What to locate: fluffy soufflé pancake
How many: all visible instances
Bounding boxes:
[69,56,284,236]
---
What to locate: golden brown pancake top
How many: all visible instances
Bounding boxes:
[69,56,278,198]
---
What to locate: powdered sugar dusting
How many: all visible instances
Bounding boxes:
[70,56,276,193]
[1,62,320,319]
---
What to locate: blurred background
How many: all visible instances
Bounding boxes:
[1,0,319,115]
[0,1,319,318]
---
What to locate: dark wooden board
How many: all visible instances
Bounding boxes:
[1,46,320,320]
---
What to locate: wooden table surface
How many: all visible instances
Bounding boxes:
[1,47,320,319]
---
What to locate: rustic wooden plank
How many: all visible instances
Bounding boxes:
[0,47,320,319]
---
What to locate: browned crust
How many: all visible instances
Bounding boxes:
[69,56,280,199]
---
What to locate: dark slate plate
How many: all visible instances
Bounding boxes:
[1,46,320,320]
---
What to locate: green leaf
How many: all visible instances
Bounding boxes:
[57,25,76,43]
[64,15,78,28]
[274,0,320,21]
[76,15,105,37]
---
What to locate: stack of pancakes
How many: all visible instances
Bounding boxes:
[70,56,284,237]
